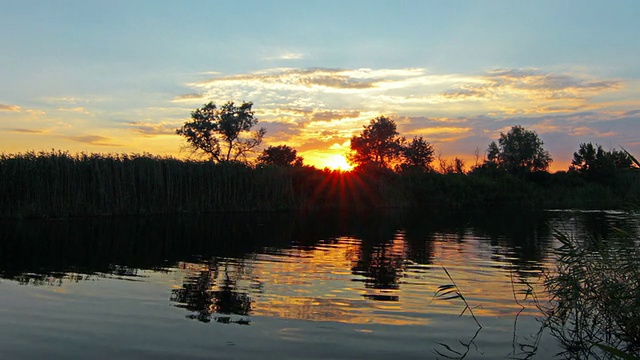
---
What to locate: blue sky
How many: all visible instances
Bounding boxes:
[1,1,639,170]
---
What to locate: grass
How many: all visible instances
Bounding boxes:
[0,151,295,218]
[1,150,639,218]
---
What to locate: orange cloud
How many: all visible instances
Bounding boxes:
[0,104,20,112]
[126,121,178,136]
[9,128,46,134]
[64,135,120,146]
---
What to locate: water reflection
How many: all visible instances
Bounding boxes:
[1,210,637,327]
[170,259,252,324]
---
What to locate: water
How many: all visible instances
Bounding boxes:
[0,210,637,359]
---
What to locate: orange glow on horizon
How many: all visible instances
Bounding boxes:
[319,154,354,171]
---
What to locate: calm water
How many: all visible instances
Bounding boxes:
[0,210,637,359]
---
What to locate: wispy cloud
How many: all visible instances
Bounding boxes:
[438,68,622,115]
[9,128,45,134]
[125,121,177,136]
[183,67,625,118]
[64,135,120,146]
[442,69,621,100]
[57,106,92,115]
[278,52,304,60]
[173,93,205,102]
[0,104,20,111]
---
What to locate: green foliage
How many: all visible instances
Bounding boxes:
[485,125,552,175]
[257,145,303,167]
[176,101,266,163]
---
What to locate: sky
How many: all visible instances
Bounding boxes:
[1,1,639,171]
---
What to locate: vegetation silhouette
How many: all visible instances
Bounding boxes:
[258,145,304,167]
[483,125,552,175]
[176,101,265,162]
[570,142,634,184]
[2,109,640,218]
[348,116,435,171]
[540,227,640,358]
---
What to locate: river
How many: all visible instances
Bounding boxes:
[0,209,637,359]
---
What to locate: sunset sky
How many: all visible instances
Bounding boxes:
[1,1,639,171]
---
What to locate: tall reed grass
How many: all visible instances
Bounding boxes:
[2,150,639,218]
[0,151,294,218]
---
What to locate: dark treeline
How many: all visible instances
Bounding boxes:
[1,150,639,219]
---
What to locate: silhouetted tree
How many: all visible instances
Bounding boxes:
[348,116,404,169]
[486,125,552,174]
[399,136,435,172]
[176,101,266,163]
[257,145,303,167]
[570,143,632,183]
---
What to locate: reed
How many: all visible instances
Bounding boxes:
[1,150,639,218]
[543,227,640,358]
[0,151,294,218]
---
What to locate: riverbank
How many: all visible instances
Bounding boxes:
[1,151,639,219]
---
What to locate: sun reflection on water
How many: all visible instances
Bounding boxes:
[170,231,549,326]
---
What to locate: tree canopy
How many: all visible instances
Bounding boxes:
[486,125,552,174]
[399,136,435,172]
[348,116,404,169]
[570,143,633,182]
[348,116,436,172]
[258,145,303,167]
[176,101,266,163]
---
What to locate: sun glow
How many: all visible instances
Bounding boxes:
[324,154,353,171]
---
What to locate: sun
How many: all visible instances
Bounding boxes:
[324,154,353,171]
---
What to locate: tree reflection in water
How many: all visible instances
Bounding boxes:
[170,259,251,324]
[351,239,406,302]
[348,212,407,302]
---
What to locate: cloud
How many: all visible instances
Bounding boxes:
[125,121,178,136]
[310,110,361,122]
[278,52,304,60]
[0,104,20,111]
[173,93,205,102]
[184,67,625,120]
[194,68,378,91]
[9,128,46,134]
[64,135,120,146]
[440,68,622,111]
[187,68,437,107]
[57,106,92,115]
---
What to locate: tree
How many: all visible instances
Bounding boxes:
[257,145,303,167]
[176,101,266,163]
[348,116,404,169]
[399,136,435,171]
[486,125,552,174]
[570,143,632,182]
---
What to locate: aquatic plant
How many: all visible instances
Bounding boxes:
[431,264,484,359]
[433,265,482,328]
[543,227,640,359]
